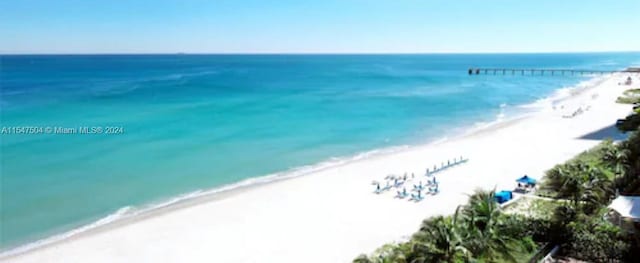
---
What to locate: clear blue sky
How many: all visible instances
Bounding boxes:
[1,0,639,54]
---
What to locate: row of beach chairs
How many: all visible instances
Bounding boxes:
[425,156,468,176]
[372,156,468,202]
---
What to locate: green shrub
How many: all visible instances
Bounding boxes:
[616,89,640,104]
[564,218,630,262]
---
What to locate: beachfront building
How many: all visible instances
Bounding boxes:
[606,195,640,234]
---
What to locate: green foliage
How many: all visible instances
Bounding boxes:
[542,130,640,195]
[362,243,413,263]
[616,96,640,104]
[356,190,537,263]
[412,215,469,262]
[616,131,640,194]
[501,213,552,242]
[549,205,577,244]
[617,112,640,132]
[616,89,640,104]
[541,160,613,214]
[541,141,616,198]
[358,112,640,262]
[457,190,524,262]
[537,128,640,261]
[563,214,630,262]
[353,254,373,263]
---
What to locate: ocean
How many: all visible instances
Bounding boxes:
[1,53,639,252]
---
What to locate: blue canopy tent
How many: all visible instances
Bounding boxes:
[516,175,537,185]
[495,190,513,204]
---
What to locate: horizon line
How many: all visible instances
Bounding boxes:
[2,50,640,56]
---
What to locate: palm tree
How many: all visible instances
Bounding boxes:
[459,190,520,262]
[369,243,410,263]
[580,165,614,214]
[543,164,577,198]
[550,161,613,213]
[557,163,586,208]
[603,143,631,181]
[623,130,640,176]
[412,214,469,263]
[406,241,432,263]
[353,254,373,263]
[550,205,577,243]
[461,190,501,232]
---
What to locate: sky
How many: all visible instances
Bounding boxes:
[1,0,639,54]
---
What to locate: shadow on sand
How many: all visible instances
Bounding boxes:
[577,124,628,141]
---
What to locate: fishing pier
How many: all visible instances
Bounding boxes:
[468,67,640,76]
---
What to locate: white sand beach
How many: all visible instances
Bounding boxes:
[3,74,638,263]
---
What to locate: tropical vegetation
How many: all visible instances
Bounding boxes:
[355,94,640,262]
[353,190,539,263]
[616,88,640,104]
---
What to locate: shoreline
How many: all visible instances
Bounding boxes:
[0,115,510,258]
[0,75,581,256]
[2,73,635,262]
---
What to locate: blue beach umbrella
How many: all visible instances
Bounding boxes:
[515,175,537,185]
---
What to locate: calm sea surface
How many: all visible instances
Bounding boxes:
[1,53,639,250]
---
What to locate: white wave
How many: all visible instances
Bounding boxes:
[0,144,413,258]
[518,75,608,111]
[0,73,617,258]
[0,92,554,258]
[496,105,507,121]
[465,114,514,137]
[461,74,611,138]
[0,206,133,258]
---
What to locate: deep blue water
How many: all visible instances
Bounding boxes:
[1,53,639,251]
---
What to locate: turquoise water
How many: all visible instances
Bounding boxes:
[1,53,639,251]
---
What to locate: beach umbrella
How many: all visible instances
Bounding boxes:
[515,175,537,185]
